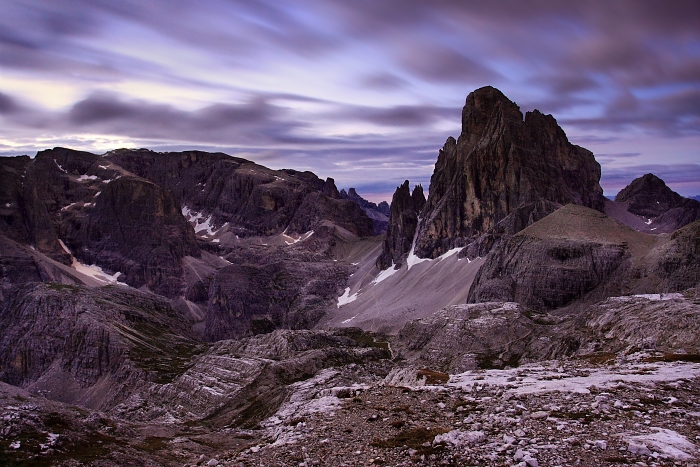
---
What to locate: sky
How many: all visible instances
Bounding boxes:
[0,0,699,202]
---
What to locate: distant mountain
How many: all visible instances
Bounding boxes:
[605,173,700,234]
[339,187,390,235]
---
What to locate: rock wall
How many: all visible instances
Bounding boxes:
[467,205,635,311]
[413,86,604,260]
[376,181,425,269]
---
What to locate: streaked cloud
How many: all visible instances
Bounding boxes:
[0,0,698,200]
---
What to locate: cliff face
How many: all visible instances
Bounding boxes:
[340,188,390,235]
[412,86,604,260]
[107,149,373,238]
[0,283,199,409]
[64,176,200,297]
[376,181,425,269]
[467,205,633,311]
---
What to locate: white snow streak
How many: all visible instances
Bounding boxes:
[71,258,125,285]
[54,160,67,173]
[77,174,98,181]
[58,239,72,254]
[284,230,314,245]
[372,263,399,284]
[337,287,359,308]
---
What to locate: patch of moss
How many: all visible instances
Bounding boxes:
[45,282,80,293]
[371,426,450,454]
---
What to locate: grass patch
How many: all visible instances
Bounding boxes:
[371,426,450,451]
[135,436,168,453]
[45,283,80,293]
[574,352,617,365]
[643,353,700,363]
[417,369,449,385]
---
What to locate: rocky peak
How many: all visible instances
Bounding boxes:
[615,173,689,217]
[376,181,426,269]
[408,86,604,261]
[606,173,700,234]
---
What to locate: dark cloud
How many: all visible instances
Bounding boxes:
[399,45,499,84]
[0,92,19,114]
[334,104,458,127]
[563,88,700,136]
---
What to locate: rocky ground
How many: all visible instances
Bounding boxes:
[230,356,700,467]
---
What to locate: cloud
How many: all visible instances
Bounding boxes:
[0,92,19,114]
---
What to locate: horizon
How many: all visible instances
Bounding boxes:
[1,1,699,200]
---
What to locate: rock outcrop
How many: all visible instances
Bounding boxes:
[467,205,647,311]
[376,181,425,269]
[0,283,199,409]
[204,259,350,341]
[393,302,547,373]
[609,173,700,233]
[410,86,604,261]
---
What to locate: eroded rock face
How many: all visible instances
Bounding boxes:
[643,220,700,292]
[340,188,390,235]
[393,302,545,373]
[64,176,200,297]
[204,260,351,341]
[107,149,373,237]
[0,283,199,409]
[376,181,425,269]
[413,86,604,260]
[468,205,635,311]
[614,173,700,232]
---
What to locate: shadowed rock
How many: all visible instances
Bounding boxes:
[376,181,425,269]
[413,86,604,260]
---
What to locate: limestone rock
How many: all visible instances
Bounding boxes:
[376,181,425,269]
[340,188,390,234]
[468,205,640,311]
[414,86,604,260]
[64,176,200,297]
[107,149,373,238]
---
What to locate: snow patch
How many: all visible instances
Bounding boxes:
[4,203,10,207]
[438,247,463,261]
[337,287,359,308]
[10,441,20,449]
[625,428,697,460]
[182,206,220,236]
[645,218,653,225]
[54,159,67,173]
[71,258,126,286]
[341,315,357,324]
[372,263,399,284]
[283,230,314,245]
[77,174,98,181]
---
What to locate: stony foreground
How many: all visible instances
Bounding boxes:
[2,355,700,466]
